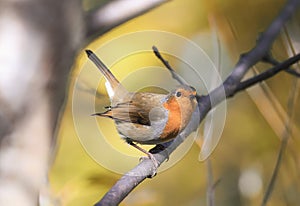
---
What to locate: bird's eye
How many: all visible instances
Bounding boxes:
[176,91,182,97]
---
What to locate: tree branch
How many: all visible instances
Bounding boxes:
[262,53,300,77]
[152,45,186,85]
[234,53,300,94]
[85,0,169,38]
[208,0,300,109]
[94,0,300,205]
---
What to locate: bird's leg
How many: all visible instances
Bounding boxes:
[126,140,159,173]
[149,141,173,161]
[148,144,166,154]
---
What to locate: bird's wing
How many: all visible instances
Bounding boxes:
[94,93,167,126]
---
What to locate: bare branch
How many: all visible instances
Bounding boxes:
[208,0,300,109]
[85,0,169,38]
[262,53,300,77]
[235,53,300,93]
[94,0,300,205]
[152,46,186,85]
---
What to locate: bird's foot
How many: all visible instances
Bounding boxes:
[149,144,170,161]
[139,153,159,178]
[126,140,158,178]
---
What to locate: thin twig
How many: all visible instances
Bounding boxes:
[261,77,299,206]
[152,45,186,85]
[262,53,300,77]
[235,53,300,93]
[94,0,300,205]
[208,0,300,109]
[261,14,300,204]
[206,160,215,206]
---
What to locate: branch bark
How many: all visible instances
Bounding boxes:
[95,0,300,205]
[234,53,300,93]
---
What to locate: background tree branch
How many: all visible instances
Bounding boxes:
[85,0,169,38]
[0,1,83,205]
[95,0,300,205]
[261,76,298,205]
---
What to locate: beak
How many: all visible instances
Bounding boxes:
[188,86,197,96]
[189,94,196,100]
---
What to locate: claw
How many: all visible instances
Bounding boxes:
[127,140,159,177]
[139,154,158,178]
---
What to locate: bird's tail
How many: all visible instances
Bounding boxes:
[85,50,121,99]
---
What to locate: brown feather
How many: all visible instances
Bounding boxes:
[95,92,166,126]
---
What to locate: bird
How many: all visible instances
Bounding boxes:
[85,49,198,168]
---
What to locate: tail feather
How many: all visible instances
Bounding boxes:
[85,50,120,99]
[92,110,132,123]
[92,110,113,118]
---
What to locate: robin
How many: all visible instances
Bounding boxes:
[86,50,198,168]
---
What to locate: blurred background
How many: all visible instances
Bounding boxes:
[49,0,300,205]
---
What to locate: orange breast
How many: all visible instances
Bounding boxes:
[160,97,181,141]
